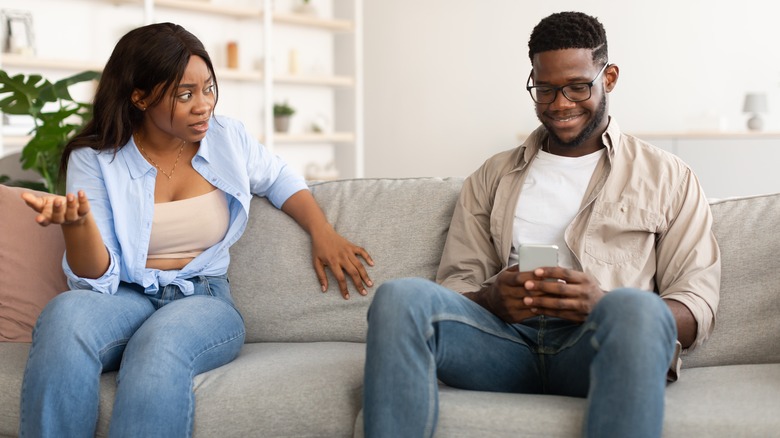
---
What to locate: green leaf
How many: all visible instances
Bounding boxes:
[0,70,49,116]
[1,68,98,194]
[39,70,100,103]
[0,176,47,191]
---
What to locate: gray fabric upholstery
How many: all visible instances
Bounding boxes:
[0,343,27,437]
[662,363,780,436]
[2,178,779,438]
[353,364,780,438]
[193,342,365,438]
[683,193,780,368]
[0,342,116,438]
[229,177,462,343]
[352,390,587,438]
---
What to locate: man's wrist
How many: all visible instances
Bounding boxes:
[464,286,493,311]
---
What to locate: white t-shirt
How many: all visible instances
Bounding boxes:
[508,148,605,269]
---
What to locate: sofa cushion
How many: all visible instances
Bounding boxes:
[192,342,365,437]
[0,185,68,342]
[0,342,29,436]
[353,389,587,437]
[0,341,365,438]
[683,193,780,368]
[662,363,780,436]
[229,177,463,343]
[351,364,780,438]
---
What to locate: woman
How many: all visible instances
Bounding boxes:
[19,22,373,437]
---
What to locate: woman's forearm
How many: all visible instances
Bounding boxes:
[280,189,332,235]
[62,212,110,279]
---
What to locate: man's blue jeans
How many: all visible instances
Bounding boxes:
[19,276,245,438]
[363,278,677,438]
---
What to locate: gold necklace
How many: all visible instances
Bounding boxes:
[136,136,186,180]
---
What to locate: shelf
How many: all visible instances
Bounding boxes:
[1,135,30,144]
[272,12,353,32]
[157,0,262,17]
[0,136,30,157]
[273,132,355,143]
[516,130,780,142]
[109,1,352,30]
[216,68,263,82]
[1,57,353,89]
[632,131,780,139]
[0,53,103,72]
[275,74,353,87]
[110,0,263,19]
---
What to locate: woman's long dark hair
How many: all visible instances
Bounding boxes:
[60,22,219,175]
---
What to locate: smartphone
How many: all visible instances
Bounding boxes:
[518,244,558,272]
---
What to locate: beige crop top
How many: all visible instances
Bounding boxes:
[147,189,230,259]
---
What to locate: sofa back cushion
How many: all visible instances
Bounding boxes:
[0,185,68,342]
[682,192,780,368]
[229,177,463,343]
[231,178,780,365]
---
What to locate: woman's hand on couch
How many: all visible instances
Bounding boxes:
[281,189,375,299]
[310,226,374,299]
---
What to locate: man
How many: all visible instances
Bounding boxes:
[363,11,720,438]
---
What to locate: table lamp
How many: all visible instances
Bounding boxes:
[743,93,768,131]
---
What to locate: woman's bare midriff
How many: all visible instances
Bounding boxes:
[146,258,194,270]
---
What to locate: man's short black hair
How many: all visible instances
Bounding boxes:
[528,11,608,64]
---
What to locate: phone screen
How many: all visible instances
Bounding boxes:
[517,244,558,272]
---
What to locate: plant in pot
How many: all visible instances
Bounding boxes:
[294,0,317,16]
[273,101,295,133]
[0,69,100,193]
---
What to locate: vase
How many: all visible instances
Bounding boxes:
[294,2,317,16]
[274,116,290,133]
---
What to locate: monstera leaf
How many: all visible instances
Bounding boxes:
[0,69,100,193]
[0,71,46,115]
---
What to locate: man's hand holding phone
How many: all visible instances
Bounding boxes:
[468,264,546,323]
[466,244,606,323]
[466,244,560,323]
[521,266,606,323]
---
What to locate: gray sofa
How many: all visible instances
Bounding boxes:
[1,177,779,437]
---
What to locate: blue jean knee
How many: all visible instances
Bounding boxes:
[587,288,677,359]
[594,288,676,333]
[370,278,427,316]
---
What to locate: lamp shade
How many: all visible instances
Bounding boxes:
[743,93,768,114]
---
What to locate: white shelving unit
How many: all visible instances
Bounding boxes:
[0,0,363,179]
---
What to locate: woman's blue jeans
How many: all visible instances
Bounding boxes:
[19,275,246,438]
[363,278,677,438]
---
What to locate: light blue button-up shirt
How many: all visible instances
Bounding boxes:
[64,115,308,295]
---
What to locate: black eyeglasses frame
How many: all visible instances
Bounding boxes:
[526,61,610,104]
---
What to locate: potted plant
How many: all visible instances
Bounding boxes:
[273,101,295,133]
[0,69,100,193]
[294,0,317,16]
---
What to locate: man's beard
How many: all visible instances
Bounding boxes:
[542,92,607,148]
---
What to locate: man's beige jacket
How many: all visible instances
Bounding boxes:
[437,119,721,355]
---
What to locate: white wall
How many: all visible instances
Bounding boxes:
[363,1,780,182]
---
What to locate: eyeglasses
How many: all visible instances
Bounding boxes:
[526,61,609,104]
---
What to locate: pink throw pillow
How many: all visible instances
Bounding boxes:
[0,185,68,342]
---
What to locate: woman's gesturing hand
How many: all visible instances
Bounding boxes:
[21,190,91,227]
